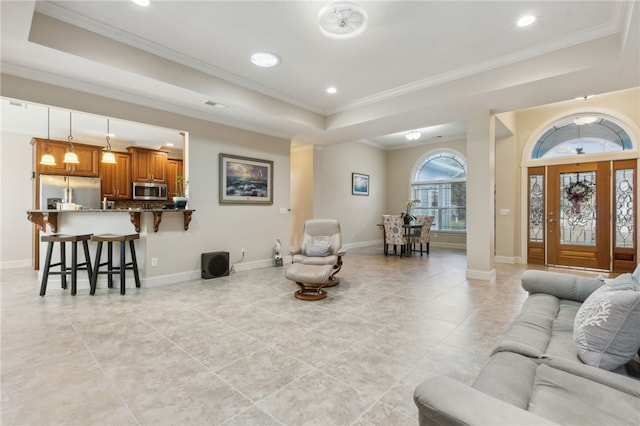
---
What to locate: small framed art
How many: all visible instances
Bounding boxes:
[352,172,369,196]
[219,153,273,204]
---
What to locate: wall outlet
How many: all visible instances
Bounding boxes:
[151,257,158,267]
[241,248,246,256]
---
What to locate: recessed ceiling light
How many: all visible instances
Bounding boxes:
[131,0,150,6]
[326,86,338,94]
[250,52,280,68]
[517,15,536,27]
[166,143,174,147]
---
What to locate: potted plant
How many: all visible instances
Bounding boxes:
[401,198,420,224]
[173,175,188,209]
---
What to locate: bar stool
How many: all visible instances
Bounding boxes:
[90,234,141,295]
[40,234,93,296]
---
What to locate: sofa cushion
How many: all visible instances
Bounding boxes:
[473,351,539,409]
[521,270,603,303]
[574,276,640,370]
[528,362,640,425]
[494,294,582,360]
[474,352,640,426]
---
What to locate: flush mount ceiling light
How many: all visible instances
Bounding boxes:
[250,52,280,68]
[405,130,422,141]
[318,1,368,39]
[326,86,338,94]
[517,15,536,27]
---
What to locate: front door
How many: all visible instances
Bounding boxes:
[528,160,637,272]
[546,162,610,270]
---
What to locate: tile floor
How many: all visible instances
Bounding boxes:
[2,246,535,425]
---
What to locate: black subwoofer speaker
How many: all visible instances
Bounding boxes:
[201,251,229,279]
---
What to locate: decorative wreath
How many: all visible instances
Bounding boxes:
[565,181,593,204]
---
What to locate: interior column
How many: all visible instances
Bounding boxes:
[466,109,496,280]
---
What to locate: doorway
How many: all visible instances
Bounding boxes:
[527,160,637,272]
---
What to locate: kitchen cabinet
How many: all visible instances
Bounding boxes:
[100,152,132,199]
[166,159,184,196]
[128,147,168,183]
[33,138,100,177]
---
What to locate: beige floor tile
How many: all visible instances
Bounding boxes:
[0,246,543,425]
[216,347,311,402]
[257,370,375,426]
[127,373,252,425]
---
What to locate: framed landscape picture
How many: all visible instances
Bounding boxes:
[219,153,273,204]
[352,172,369,196]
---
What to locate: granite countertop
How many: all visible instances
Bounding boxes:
[27,208,195,232]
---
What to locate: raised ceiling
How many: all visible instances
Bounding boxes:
[1,1,638,149]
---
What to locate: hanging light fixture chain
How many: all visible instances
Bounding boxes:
[67,112,74,149]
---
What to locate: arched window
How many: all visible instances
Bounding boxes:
[412,152,467,231]
[532,116,632,159]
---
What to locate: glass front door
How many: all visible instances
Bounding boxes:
[527,160,636,272]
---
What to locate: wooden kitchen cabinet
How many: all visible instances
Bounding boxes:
[166,159,184,196]
[100,152,132,199]
[33,138,100,177]
[128,147,168,183]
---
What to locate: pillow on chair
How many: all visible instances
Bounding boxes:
[305,236,331,257]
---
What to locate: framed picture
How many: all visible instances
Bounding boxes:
[352,172,369,196]
[219,153,273,204]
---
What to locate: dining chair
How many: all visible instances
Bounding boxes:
[411,215,435,255]
[383,214,409,257]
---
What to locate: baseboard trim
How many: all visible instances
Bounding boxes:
[343,240,381,250]
[431,242,466,250]
[466,268,497,281]
[495,256,515,264]
[1,259,32,269]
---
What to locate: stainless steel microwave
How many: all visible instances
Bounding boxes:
[132,182,168,200]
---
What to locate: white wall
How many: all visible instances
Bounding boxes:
[0,131,36,268]
[1,75,291,279]
[312,141,386,246]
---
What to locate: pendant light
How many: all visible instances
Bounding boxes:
[101,119,117,164]
[39,108,57,166]
[63,111,80,164]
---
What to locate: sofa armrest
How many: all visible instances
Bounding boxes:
[521,270,602,303]
[414,375,561,426]
[336,247,346,257]
[288,246,302,256]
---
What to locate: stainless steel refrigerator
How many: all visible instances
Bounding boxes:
[40,174,101,209]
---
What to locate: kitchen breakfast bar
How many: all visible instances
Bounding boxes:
[27,208,195,233]
[26,209,197,294]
